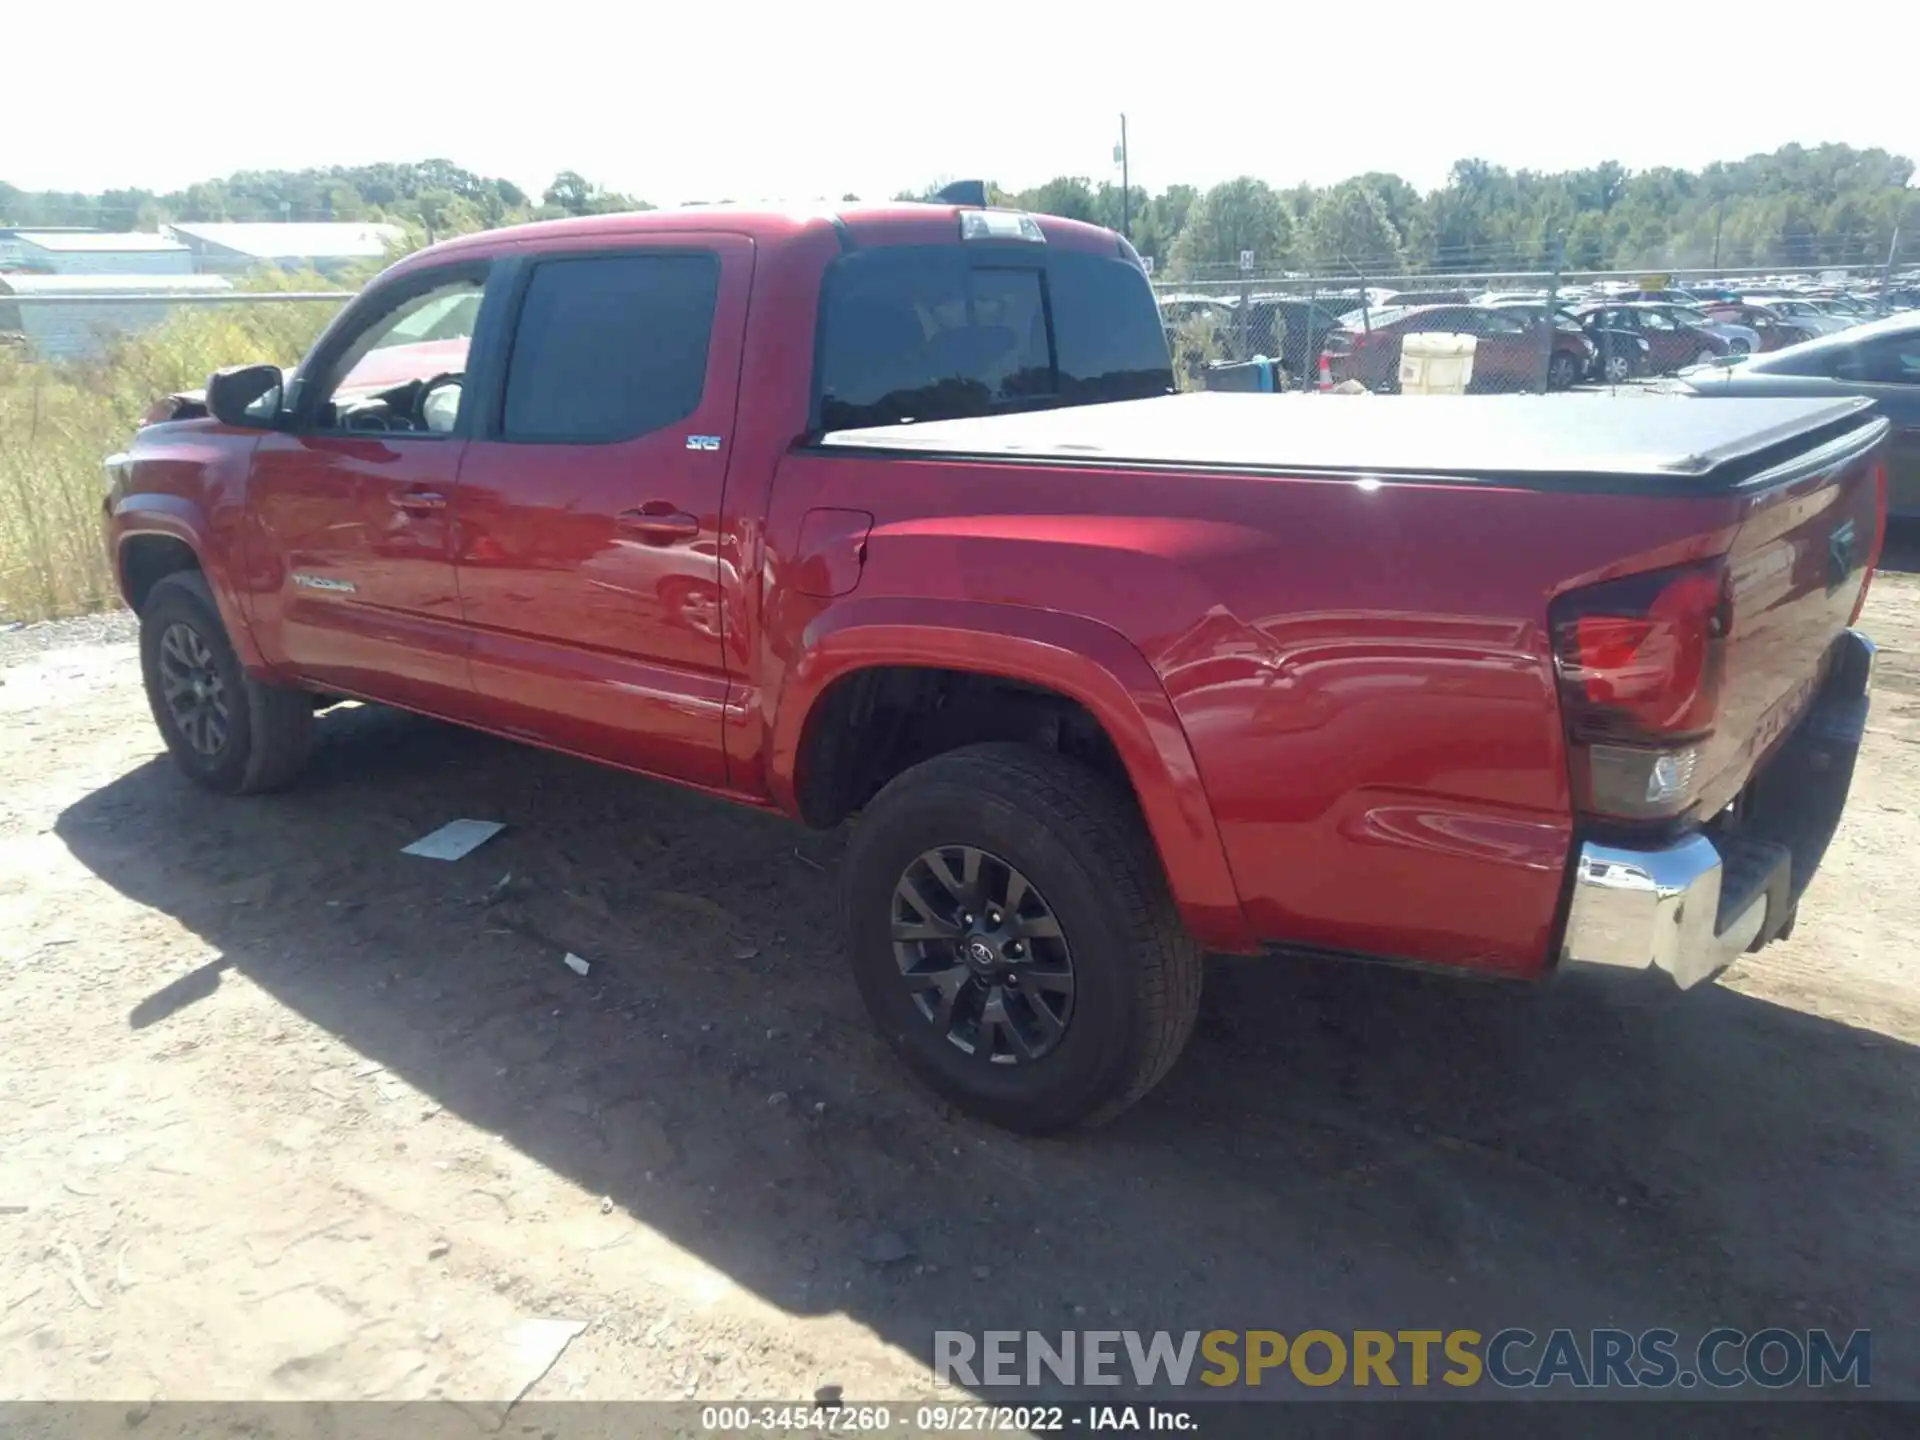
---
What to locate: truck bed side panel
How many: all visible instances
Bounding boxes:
[773,450,1746,976]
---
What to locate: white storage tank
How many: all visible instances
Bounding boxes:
[1399,333,1476,395]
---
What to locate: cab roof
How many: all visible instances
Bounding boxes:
[412,202,1125,263]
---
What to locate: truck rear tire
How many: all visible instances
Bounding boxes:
[139,571,314,795]
[842,743,1204,1132]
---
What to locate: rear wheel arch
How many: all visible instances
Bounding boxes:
[773,601,1257,953]
[792,663,1137,828]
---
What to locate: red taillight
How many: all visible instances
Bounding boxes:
[1551,560,1730,821]
[1555,562,1727,740]
[1851,457,1888,627]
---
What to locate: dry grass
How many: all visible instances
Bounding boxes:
[0,272,352,623]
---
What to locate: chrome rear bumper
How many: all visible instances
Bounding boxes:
[1558,628,1873,990]
[1560,836,1769,990]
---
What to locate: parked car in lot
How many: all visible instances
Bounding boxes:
[1157,292,1236,336]
[1699,301,1816,351]
[1158,294,1347,387]
[1575,303,1731,374]
[1625,301,1762,355]
[1336,290,1475,329]
[1810,295,1872,320]
[1321,303,1553,391]
[1239,295,1349,384]
[1476,302,1598,388]
[1744,295,1853,336]
[1675,312,1920,515]
[103,201,1891,1130]
[1568,318,1654,383]
[1488,299,1654,383]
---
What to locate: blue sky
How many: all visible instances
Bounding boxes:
[12,1,1916,202]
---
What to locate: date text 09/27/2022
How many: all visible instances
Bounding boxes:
[699,1405,1194,1432]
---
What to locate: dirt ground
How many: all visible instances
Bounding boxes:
[3,545,1918,1420]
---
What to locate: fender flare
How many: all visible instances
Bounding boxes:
[112,495,266,670]
[769,595,1256,953]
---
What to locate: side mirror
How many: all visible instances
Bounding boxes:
[205,364,284,429]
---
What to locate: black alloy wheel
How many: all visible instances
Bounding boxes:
[156,620,232,757]
[842,743,1205,1132]
[138,570,315,794]
[891,845,1076,1064]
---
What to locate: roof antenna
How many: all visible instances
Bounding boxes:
[933,180,989,208]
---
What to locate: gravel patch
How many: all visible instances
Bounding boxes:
[0,610,138,667]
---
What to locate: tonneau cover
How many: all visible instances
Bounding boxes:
[821,391,1881,488]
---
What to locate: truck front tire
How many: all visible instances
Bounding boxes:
[842,743,1204,1132]
[139,571,314,795]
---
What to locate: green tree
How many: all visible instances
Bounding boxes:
[542,171,599,215]
[541,170,648,218]
[7,142,1918,281]
[1129,184,1197,270]
[1300,180,1405,273]
[1016,176,1098,222]
[1168,177,1291,277]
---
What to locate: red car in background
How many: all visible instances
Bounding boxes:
[1574,303,1731,374]
[1697,301,1816,352]
[1320,304,1571,391]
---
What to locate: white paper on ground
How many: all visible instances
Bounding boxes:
[563,953,591,977]
[401,819,506,861]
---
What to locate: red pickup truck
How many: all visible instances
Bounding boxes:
[104,202,1889,1132]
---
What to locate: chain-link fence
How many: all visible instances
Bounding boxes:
[1151,262,1918,396]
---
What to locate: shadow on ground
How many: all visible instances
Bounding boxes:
[1873,516,1920,576]
[54,703,1920,1419]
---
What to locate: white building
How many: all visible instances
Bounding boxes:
[163,221,405,275]
[5,231,193,277]
[0,273,233,360]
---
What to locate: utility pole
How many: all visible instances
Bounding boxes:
[1882,225,1902,316]
[1537,231,1563,393]
[1116,115,1131,240]
[1711,203,1723,278]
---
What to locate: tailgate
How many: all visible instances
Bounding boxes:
[1697,422,1888,815]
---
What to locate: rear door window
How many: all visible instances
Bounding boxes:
[815,245,1171,431]
[502,253,719,443]
[1832,336,1920,385]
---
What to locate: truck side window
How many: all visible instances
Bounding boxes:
[815,246,1172,432]
[1046,256,1178,403]
[502,253,719,444]
[307,273,485,434]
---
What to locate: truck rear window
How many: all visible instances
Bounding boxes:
[814,245,1173,432]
